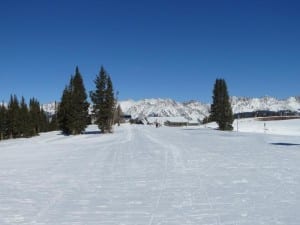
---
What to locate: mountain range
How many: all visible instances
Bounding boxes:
[41,96,300,121]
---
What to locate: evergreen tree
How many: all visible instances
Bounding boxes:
[210,78,234,131]
[49,113,59,131]
[90,66,115,133]
[105,75,115,132]
[19,96,30,137]
[70,67,90,134]
[1,96,47,139]
[49,102,59,131]
[29,98,42,136]
[57,85,73,135]
[0,104,7,140]
[57,67,89,135]
[7,95,20,138]
[39,108,49,133]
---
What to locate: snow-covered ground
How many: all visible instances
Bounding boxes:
[234,118,300,136]
[0,122,300,225]
[205,118,300,136]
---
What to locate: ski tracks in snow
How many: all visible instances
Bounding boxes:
[31,126,134,224]
[2,124,300,225]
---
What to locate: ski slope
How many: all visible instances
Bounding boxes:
[0,123,300,225]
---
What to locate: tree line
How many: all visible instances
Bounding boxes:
[0,96,52,140]
[0,65,122,141]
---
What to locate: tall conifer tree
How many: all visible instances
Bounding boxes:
[71,67,90,134]
[0,104,7,140]
[7,95,20,138]
[58,85,73,135]
[19,97,30,137]
[105,75,115,132]
[29,98,42,136]
[90,66,115,133]
[57,67,89,135]
[210,78,234,130]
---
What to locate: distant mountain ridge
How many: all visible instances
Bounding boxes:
[230,96,300,114]
[119,98,210,121]
[40,96,300,121]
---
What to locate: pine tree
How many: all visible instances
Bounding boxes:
[7,95,20,138]
[90,66,115,133]
[49,113,59,131]
[49,102,59,131]
[105,75,115,132]
[70,67,89,134]
[19,96,30,137]
[39,108,49,133]
[29,98,42,136]
[210,78,234,131]
[57,85,73,135]
[0,104,7,140]
[57,67,89,135]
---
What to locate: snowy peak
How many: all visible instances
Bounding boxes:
[120,96,300,120]
[231,96,300,113]
[119,98,210,120]
[41,96,300,120]
[42,102,58,115]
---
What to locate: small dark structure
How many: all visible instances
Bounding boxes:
[164,117,188,127]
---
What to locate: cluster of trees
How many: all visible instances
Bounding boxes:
[0,65,121,141]
[0,96,52,140]
[57,66,119,135]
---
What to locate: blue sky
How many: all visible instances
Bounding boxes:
[0,0,299,103]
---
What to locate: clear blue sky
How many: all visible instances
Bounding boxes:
[0,0,299,103]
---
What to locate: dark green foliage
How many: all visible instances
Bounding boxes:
[202,116,212,124]
[39,108,49,133]
[0,104,7,140]
[29,98,42,136]
[48,102,59,131]
[58,85,73,135]
[48,113,59,131]
[57,67,89,135]
[19,97,31,137]
[71,67,90,134]
[210,78,234,131]
[90,66,116,133]
[7,95,20,138]
[0,95,49,140]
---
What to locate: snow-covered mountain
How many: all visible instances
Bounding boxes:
[119,97,300,120]
[231,96,300,113]
[119,99,210,121]
[42,102,58,115]
[41,96,300,121]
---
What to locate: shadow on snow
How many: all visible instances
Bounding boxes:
[56,131,102,136]
[271,142,300,146]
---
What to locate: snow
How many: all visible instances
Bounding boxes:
[0,122,300,225]
[119,98,210,121]
[231,118,300,136]
[147,116,188,124]
[231,96,300,114]
[41,97,300,121]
